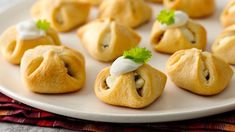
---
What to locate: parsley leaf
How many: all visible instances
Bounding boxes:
[123,47,152,63]
[36,19,50,31]
[157,9,175,25]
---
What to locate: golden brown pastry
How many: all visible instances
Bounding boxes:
[221,0,235,27]
[167,48,233,96]
[150,10,207,54]
[77,18,141,62]
[98,0,152,28]
[81,0,102,5]
[212,25,235,65]
[163,0,215,18]
[31,0,91,32]
[0,20,60,64]
[146,0,162,3]
[95,47,167,108]
[21,45,86,94]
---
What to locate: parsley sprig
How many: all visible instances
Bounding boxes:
[36,19,50,31]
[157,9,175,25]
[123,47,152,63]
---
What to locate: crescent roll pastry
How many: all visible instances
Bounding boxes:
[21,45,86,94]
[150,10,207,54]
[95,47,167,108]
[167,48,233,96]
[221,0,235,27]
[146,0,162,3]
[0,20,60,64]
[31,0,90,32]
[98,0,152,28]
[212,25,235,65]
[163,0,215,18]
[81,0,102,5]
[77,18,141,62]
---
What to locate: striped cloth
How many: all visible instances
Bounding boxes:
[0,93,235,132]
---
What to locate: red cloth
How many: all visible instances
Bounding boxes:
[0,92,235,132]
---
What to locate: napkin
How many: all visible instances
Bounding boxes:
[0,92,235,132]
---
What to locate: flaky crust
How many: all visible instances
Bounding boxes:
[146,0,162,3]
[80,0,102,5]
[164,0,215,18]
[167,48,233,95]
[21,45,86,94]
[31,0,90,32]
[0,26,60,64]
[212,25,235,64]
[221,0,235,27]
[150,20,207,54]
[98,0,152,28]
[94,64,167,108]
[77,19,141,62]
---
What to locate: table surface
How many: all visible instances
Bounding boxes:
[0,0,73,131]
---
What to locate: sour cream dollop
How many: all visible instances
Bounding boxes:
[16,20,46,40]
[110,56,143,77]
[159,11,189,30]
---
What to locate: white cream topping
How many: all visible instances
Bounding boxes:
[110,56,143,77]
[136,77,145,89]
[16,20,46,40]
[181,27,195,43]
[228,5,235,14]
[105,56,144,88]
[159,11,189,30]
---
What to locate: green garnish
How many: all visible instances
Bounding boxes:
[36,19,50,31]
[123,47,152,63]
[157,9,175,25]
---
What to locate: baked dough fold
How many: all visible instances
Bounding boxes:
[150,20,207,54]
[31,0,90,32]
[221,0,235,27]
[94,64,167,108]
[77,19,141,62]
[212,25,235,65]
[0,26,60,64]
[98,0,152,28]
[167,48,233,95]
[21,45,86,94]
[163,0,215,18]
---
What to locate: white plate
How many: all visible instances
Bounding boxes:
[0,0,235,123]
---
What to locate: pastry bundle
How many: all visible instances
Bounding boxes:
[21,45,86,94]
[212,25,235,65]
[0,20,60,64]
[221,0,235,27]
[77,18,141,62]
[163,0,215,18]
[150,10,207,54]
[98,0,152,28]
[31,0,91,32]
[95,47,167,108]
[167,48,233,95]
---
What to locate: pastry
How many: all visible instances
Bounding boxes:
[81,0,102,5]
[77,18,141,62]
[150,10,207,54]
[31,0,91,32]
[21,45,86,94]
[0,20,60,64]
[95,47,167,108]
[167,48,233,96]
[163,0,215,18]
[212,25,235,65]
[221,0,235,27]
[146,0,162,3]
[98,0,152,28]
